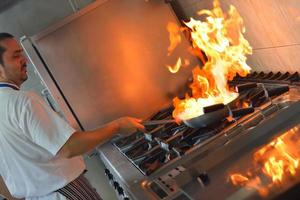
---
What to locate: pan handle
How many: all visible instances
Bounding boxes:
[142,119,176,126]
[203,103,225,113]
[235,83,257,93]
[231,107,255,118]
[267,86,289,97]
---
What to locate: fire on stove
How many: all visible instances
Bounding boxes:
[166,0,252,122]
[113,0,293,176]
[229,125,300,197]
[98,1,300,199]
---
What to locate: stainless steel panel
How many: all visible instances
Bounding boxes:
[29,0,199,130]
[99,143,153,200]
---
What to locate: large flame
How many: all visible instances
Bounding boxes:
[229,126,300,197]
[167,0,252,120]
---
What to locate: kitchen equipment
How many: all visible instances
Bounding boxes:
[99,72,300,200]
[142,103,255,128]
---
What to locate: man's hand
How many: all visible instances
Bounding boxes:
[57,117,145,159]
[114,117,145,136]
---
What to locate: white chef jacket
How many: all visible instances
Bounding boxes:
[0,83,85,199]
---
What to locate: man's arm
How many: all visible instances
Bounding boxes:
[57,117,144,159]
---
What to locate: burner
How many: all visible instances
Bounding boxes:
[144,122,182,142]
[124,140,157,159]
[138,149,178,175]
[114,131,144,149]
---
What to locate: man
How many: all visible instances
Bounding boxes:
[0,33,145,200]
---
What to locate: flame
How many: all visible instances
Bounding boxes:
[166,58,190,74]
[230,175,269,197]
[229,126,300,197]
[167,57,182,73]
[230,174,249,185]
[188,47,206,65]
[242,101,250,108]
[167,22,182,56]
[166,0,252,120]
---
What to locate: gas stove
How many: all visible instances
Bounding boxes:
[98,71,300,200]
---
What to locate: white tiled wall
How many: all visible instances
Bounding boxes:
[176,0,300,72]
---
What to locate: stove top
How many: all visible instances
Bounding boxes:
[113,74,295,176]
[98,71,300,200]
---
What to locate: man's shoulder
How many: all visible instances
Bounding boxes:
[14,91,44,106]
[17,91,40,100]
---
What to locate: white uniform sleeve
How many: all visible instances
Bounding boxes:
[20,92,76,156]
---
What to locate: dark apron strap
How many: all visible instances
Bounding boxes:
[57,173,102,200]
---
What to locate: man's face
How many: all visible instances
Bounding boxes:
[0,38,28,86]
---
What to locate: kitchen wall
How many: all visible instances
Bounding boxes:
[176,0,300,73]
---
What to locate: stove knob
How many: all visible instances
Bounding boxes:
[117,186,124,196]
[113,181,119,189]
[196,172,210,187]
[107,173,113,180]
[104,169,110,176]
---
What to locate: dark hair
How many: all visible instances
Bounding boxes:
[0,33,14,65]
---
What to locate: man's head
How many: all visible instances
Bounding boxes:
[0,33,28,87]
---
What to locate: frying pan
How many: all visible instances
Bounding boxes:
[142,83,289,128]
[142,103,254,128]
[143,83,259,128]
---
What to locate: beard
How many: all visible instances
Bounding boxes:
[1,63,28,86]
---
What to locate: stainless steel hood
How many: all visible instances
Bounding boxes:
[21,0,199,130]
